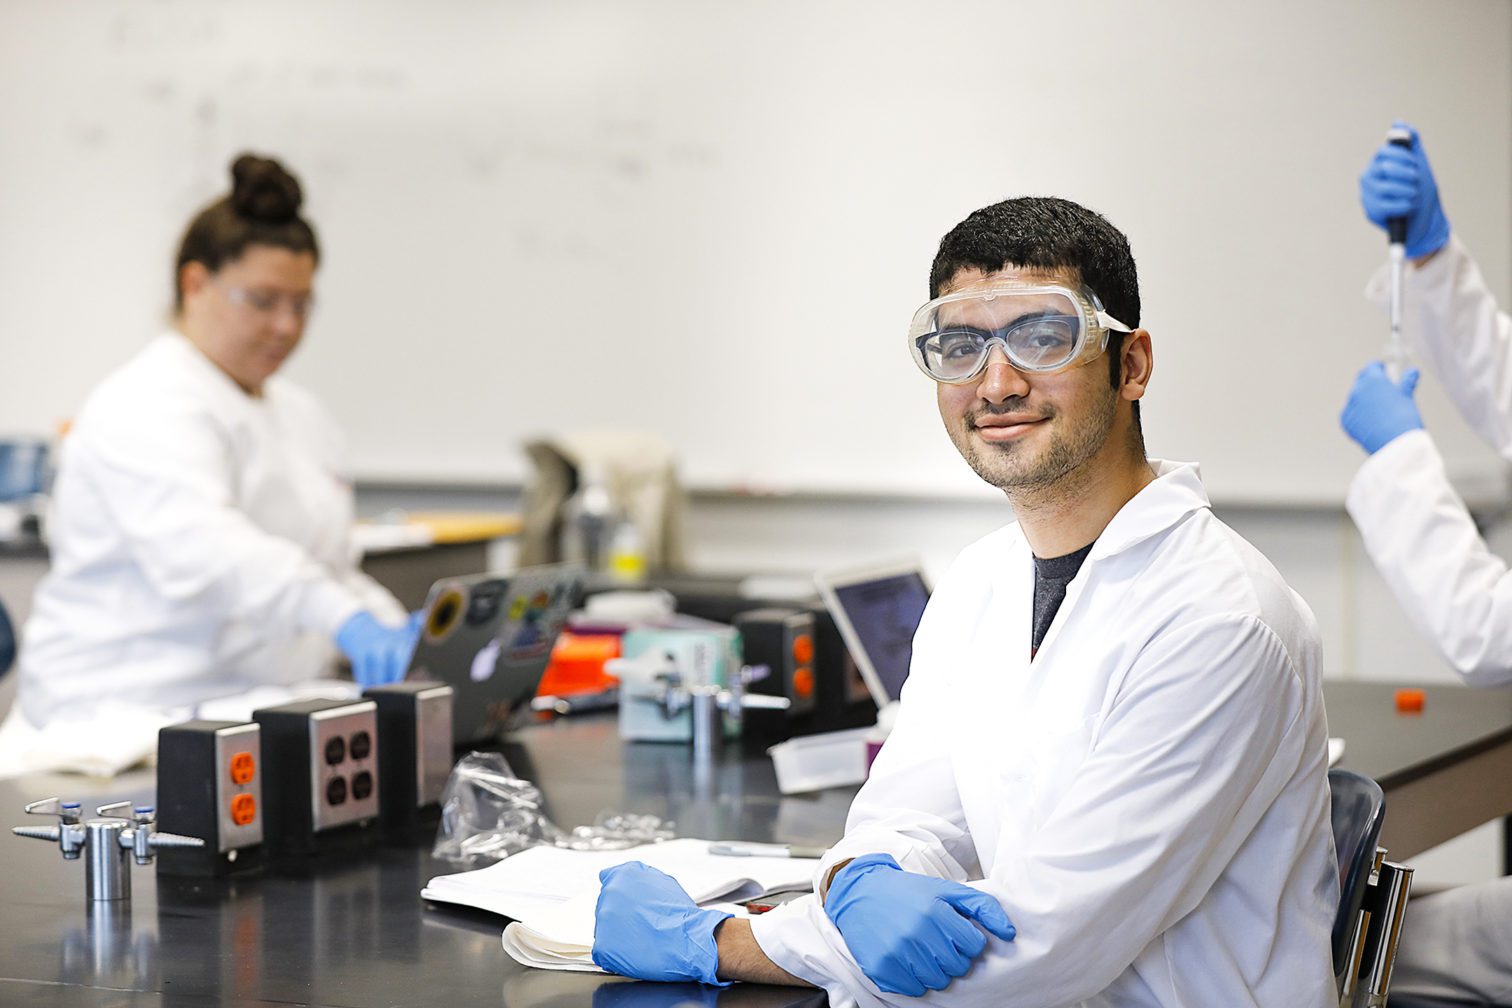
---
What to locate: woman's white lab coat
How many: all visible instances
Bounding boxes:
[1347,238,1512,1001]
[750,461,1338,1007]
[1347,237,1512,685]
[11,332,401,753]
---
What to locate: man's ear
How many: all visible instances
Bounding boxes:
[1120,329,1153,403]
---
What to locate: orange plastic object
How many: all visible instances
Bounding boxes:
[793,665,815,698]
[230,793,257,826]
[1395,687,1425,714]
[229,751,255,785]
[537,632,622,698]
[792,633,814,665]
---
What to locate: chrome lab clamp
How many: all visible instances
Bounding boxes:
[12,797,204,901]
[633,660,792,762]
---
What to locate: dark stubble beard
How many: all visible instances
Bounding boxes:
[951,387,1120,494]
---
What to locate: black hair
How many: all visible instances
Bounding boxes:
[929,196,1142,424]
[173,153,319,310]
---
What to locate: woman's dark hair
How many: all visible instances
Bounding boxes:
[173,153,319,310]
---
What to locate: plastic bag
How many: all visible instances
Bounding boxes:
[431,751,674,868]
[561,810,676,852]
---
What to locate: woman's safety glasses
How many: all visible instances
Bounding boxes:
[216,281,316,321]
[908,281,1132,383]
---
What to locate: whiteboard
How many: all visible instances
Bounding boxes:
[1,0,1508,504]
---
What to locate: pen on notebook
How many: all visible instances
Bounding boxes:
[708,841,827,859]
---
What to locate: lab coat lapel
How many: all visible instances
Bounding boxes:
[1028,459,1209,662]
[981,532,1037,697]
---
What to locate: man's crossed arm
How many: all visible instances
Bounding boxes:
[592,856,1014,994]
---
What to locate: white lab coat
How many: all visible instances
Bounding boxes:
[750,460,1338,1007]
[1349,240,1512,1000]
[5,332,401,772]
[1348,237,1512,685]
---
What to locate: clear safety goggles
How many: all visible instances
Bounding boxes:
[907,281,1133,383]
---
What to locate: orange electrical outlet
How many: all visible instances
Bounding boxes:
[793,666,815,698]
[229,751,256,785]
[230,793,257,826]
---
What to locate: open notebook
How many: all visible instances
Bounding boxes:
[422,838,820,972]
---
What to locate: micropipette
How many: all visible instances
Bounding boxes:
[1384,125,1414,381]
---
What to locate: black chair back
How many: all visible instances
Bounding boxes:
[1329,767,1386,993]
[0,596,13,678]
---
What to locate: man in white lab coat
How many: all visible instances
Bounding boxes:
[591,196,1339,1006]
[1342,122,1512,1005]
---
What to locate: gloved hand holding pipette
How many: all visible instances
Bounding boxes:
[1360,121,1452,380]
[1359,122,1450,261]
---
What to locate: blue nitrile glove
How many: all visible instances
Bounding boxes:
[824,853,1015,997]
[591,862,733,986]
[335,610,421,687]
[592,981,720,1008]
[1359,121,1450,259]
[1341,361,1423,455]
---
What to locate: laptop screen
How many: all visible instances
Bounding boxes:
[820,566,930,707]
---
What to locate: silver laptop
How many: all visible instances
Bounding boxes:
[406,562,585,744]
[813,558,930,711]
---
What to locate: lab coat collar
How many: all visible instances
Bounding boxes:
[162,329,280,405]
[1084,458,1209,563]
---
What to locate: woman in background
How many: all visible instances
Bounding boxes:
[0,154,416,776]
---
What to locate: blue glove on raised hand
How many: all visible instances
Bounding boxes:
[1341,361,1423,455]
[824,853,1015,997]
[591,862,733,986]
[335,610,421,687]
[1359,121,1450,259]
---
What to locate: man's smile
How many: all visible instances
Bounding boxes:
[971,412,1049,442]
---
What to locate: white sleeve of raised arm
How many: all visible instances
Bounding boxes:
[80,409,364,639]
[1349,429,1512,686]
[752,614,1311,1006]
[1368,236,1512,458]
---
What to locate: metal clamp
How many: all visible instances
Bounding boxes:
[12,797,204,901]
[667,667,790,761]
[619,651,792,759]
[1338,846,1415,1007]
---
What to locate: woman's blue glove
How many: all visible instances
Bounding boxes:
[335,610,421,687]
[823,853,1015,997]
[1359,121,1450,259]
[591,862,733,986]
[1341,362,1423,455]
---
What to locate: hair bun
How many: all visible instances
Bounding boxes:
[228,153,303,224]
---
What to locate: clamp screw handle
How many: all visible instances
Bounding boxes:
[23,796,81,824]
